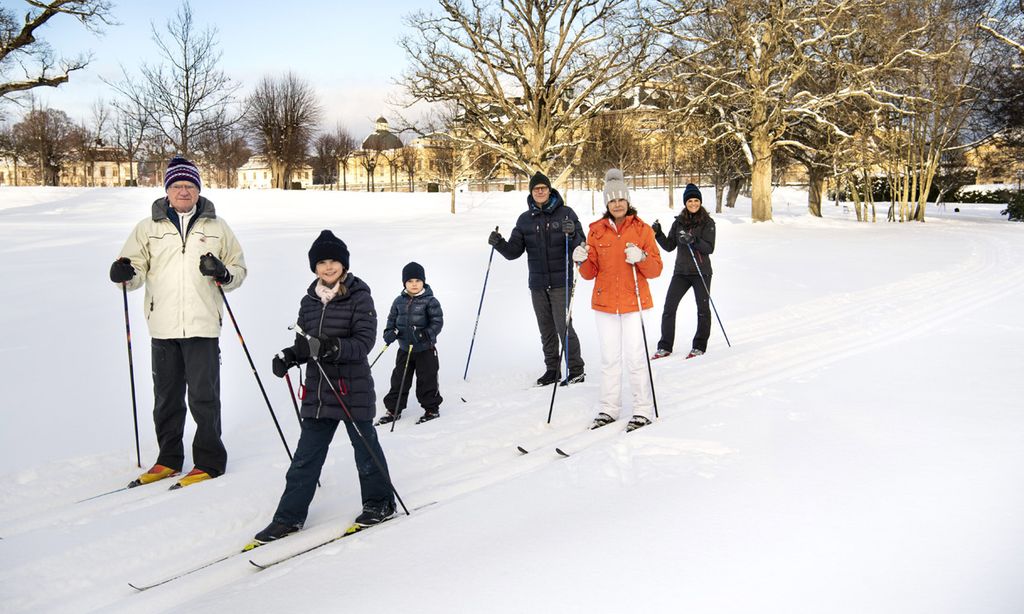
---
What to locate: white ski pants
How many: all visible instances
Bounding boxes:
[594,310,654,420]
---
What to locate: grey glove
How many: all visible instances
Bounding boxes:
[561,218,575,235]
[678,230,695,246]
[572,244,590,264]
[624,243,646,264]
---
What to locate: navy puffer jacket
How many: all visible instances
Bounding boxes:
[384,284,443,353]
[493,189,585,289]
[294,273,377,422]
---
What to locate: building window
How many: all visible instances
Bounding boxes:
[100,166,106,177]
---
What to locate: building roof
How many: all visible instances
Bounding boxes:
[362,130,403,151]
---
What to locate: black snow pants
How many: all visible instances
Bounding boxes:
[151,337,227,476]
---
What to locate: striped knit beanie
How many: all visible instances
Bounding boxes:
[164,156,202,192]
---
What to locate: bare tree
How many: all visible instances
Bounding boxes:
[12,104,81,185]
[107,1,240,158]
[245,72,321,190]
[398,143,419,191]
[310,132,340,186]
[0,1,113,99]
[652,0,925,222]
[399,0,666,186]
[112,96,151,184]
[333,126,357,191]
[197,120,250,188]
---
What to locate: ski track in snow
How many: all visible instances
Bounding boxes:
[0,188,1022,613]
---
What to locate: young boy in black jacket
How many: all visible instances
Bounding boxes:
[377,262,444,425]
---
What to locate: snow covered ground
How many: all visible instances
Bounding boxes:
[0,185,1021,613]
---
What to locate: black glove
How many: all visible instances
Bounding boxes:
[651,220,662,236]
[298,335,340,361]
[414,329,429,343]
[199,253,231,284]
[383,328,398,344]
[561,218,575,235]
[678,230,695,246]
[271,347,298,378]
[488,230,503,247]
[109,257,135,283]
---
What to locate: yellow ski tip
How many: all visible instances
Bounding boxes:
[241,540,263,553]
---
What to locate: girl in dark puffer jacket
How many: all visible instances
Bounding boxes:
[250,230,395,548]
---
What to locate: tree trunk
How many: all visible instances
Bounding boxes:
[714,178,724,213]
[807,166,825,217]
[750,134,773,222]
[450,188,456,214]
[726,177,741,208]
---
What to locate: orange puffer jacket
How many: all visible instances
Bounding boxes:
[579,215,663,314]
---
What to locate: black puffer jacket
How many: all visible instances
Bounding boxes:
[294,273,377,422]
[384,284,443,353]
[654,209,716,277]
[493,189,585,289]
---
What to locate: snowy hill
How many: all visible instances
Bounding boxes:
[0,186,1022,613]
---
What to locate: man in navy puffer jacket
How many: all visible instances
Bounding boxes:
[487,171,586,387]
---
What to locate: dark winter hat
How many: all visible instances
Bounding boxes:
[682,183,702,203]
[603,168,629,205]
[402,261,426,284]
[164,156,202,192]
[529,171,551,191]
[308,230,350,272]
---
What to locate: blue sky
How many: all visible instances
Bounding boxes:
[10,0,436,136]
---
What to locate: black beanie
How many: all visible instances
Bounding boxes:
[308,230,350,272]
[402,261,425,284]
[683,183,702,203]
[529,171,550,191]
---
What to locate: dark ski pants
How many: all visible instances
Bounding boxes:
[273,417,393,527]
[658,273,712,353]
[151,337,227,476]
[530,285,584,375]
[383,347,443,415]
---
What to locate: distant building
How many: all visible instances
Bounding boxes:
[236,155,313,189]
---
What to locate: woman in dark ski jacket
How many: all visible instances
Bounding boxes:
[249,230,395,549]
[652,184,717,359]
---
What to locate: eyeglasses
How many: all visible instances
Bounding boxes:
[531,186,550,192]
[168,184,198,192]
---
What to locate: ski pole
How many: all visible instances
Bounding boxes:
[284,369,321,489]
[628,254,659,419]
[687,244,731,348]
[564,230,570,382]
[464,226,498,380]
[369,343,392,369]
[120,283,141,468]
[391,340,415,433]
[546,264,581,424]
[218,284,294,461]
[291,323,410,515]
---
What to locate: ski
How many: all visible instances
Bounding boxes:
[75,476,176,504]
[249,502,436,570]
[128,550,246,591]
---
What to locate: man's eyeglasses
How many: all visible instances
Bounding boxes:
[169,184,198,192]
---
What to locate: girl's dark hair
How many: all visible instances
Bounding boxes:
[603,204,638,220]
[678,204,710,230]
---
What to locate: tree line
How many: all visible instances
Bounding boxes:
[3,1,1024,222]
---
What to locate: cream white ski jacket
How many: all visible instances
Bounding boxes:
[116,197,247,339]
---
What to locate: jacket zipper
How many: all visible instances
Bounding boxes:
[315,304,327,419]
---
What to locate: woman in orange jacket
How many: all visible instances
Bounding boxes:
[573,169,663,432]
